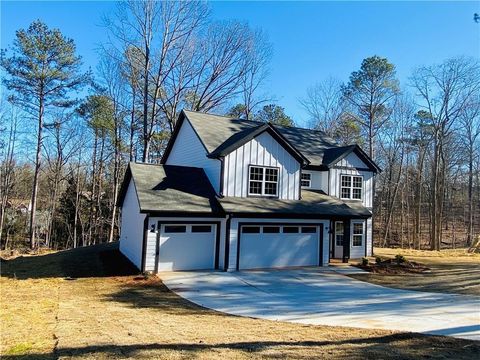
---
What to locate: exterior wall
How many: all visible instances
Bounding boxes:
[165,119,221,193]
[302,170,328,193]
[227,218,330,271]
[223,132,301,200]
[338,152,369,168]
[144,217,227,272]
[119,180,146,270]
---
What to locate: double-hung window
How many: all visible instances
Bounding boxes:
[352,222,364,246]
[248,166,279,197]
[301,173,311,188]
[340,175,363,200]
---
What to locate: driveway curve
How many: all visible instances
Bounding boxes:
[161,268,480,340]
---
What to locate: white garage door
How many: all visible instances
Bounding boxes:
[239,224,320,270]
[158,224,216,271]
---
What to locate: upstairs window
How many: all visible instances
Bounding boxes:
[340,175,363,200]
[301,173,311,188]
[248,166,279,197]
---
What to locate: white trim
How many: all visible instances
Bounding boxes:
[340,174,363,201]
[247,165,279,197]
[351,220,365,247]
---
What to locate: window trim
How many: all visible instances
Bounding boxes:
[247,165,280,197]
[340,174,363,201]
[351,221,365,247]
[301,172,312,188]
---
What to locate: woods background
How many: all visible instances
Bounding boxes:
[1,1,479,253]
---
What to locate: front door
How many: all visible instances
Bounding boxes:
[334,221,344,259]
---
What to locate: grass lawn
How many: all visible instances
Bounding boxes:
[1,244,479,359]
[349,247,480,296]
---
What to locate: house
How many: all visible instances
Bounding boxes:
[117,110,380,272]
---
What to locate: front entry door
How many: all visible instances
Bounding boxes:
[334,221,344,259]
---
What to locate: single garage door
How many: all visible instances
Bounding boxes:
[158,224,216,271]
[239,224,320,270]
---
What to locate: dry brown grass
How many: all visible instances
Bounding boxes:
[349,247,480,296]
[1,243,479,359]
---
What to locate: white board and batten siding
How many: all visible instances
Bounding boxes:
[119,179,146,270]
[223,132,301,200]
[328,152,374,209]
[165,119,221,193]
[227,218,330,271]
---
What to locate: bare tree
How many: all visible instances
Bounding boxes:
[105,0,208,162]
[300,77,345,136]
[460,95,480,245]
[0,104,18,247]
[411,57,480,250]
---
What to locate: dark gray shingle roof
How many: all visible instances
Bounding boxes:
[127,163,222,214]
[119,163,371,218]
[219,190,372,218]
[184,110,339,166]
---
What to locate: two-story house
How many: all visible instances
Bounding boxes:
[117,110,380,272]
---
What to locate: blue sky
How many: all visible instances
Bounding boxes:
[1,1,479,126]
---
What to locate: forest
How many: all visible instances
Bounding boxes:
[1,0,479,252]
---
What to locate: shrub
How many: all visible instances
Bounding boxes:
[362,257,369,266]
[395,254,407,264]
[375,256,383,264]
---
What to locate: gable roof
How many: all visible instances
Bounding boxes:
[162,110,380,173]
[207,122,310,165]
[117,163,223,214]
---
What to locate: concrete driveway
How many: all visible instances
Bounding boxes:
[161,268,480,340]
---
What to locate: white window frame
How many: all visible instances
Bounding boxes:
[248,165,279,197]
[301,172,311,188]
[340,174,363,200]
[351,221,364,247]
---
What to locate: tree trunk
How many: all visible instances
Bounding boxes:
[29,93,45,249]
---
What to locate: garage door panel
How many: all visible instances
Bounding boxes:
[158,224,216,271]
[239,226,319,270]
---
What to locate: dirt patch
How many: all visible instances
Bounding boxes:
[357,258,430,274]
[1,244,479,360]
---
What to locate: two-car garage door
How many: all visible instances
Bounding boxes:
[156,222,321,271]
[238,224,321,270]
[158,223,217,271]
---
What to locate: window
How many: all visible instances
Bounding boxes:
[340,175,363,200]
[301,226,317,233]
[164,225,186,233]
[283,226,299,233]
[335,222,344,246]
[248,166,279,197]
[263,226,280,233]
[192,225,212,233]
[352,222,364,247]
[301,173,311,188]
[242,226,260,233]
